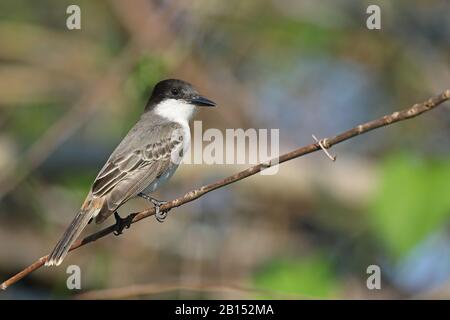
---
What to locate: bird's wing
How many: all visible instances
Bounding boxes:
[91,122,185,223]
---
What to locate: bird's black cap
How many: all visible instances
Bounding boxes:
[146,79,216,110]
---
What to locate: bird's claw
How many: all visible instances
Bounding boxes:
[138,193,170,223]
[113,211,136,236]
[152,199,169,223]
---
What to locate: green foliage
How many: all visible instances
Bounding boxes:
[129,54,168,100]
[86,252,112,289]
[8,103,64,144]
[214,0,346,59]
[257,19,340,52]
[253,255,340,298]
[57,171,96,197]
[369,153,450,259]
[120,54,168,131]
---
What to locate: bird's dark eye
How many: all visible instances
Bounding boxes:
[171,88,179,96]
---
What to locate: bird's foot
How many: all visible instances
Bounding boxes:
[138,193,170,223]
[113,211,137,236]
[153,199,169,223]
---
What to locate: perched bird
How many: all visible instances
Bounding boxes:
[45,79,216,266]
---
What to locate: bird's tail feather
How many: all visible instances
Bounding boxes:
[45,207,99,267]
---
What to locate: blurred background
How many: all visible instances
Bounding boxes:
[0,0,449,299]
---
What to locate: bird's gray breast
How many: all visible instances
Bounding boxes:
[139,117,190,196]
[141,162,179,194]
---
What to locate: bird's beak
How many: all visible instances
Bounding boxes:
[190,95,216,107]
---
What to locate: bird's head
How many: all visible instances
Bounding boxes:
[146,79,216,122]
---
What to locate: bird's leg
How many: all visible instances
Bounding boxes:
[138,193,169,223]
[113,211,137,236]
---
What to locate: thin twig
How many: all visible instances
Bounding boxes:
[312,134,336,161]
[75,282,310,300]
[1,90,449,291]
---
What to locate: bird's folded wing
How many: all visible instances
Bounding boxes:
[90,123,184,222]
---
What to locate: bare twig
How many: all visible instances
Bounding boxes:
[75,282,310,300]
[312,134,336,161]
[1,90,449,291]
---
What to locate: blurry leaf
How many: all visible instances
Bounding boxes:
[8,103,64,144]
[86,252,112,290]
[253,254,340,298]
[58,171,96,193]
[120,54,168,132]
[370,153,450,259]
[129,54,168,99]
[93,54,168,140]
[261,20,339,51]
[217,13,341,60]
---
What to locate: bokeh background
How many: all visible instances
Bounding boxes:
[0,0,449,299]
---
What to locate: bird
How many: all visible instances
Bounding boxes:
[45,79,216,266]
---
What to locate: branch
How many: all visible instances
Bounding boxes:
[75,281,309,300]
[1,90,449,291]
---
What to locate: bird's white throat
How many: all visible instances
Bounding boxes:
[153,99,196,125]
[152,98,193,168]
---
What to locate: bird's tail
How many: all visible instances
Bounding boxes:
[45,197,102,266]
